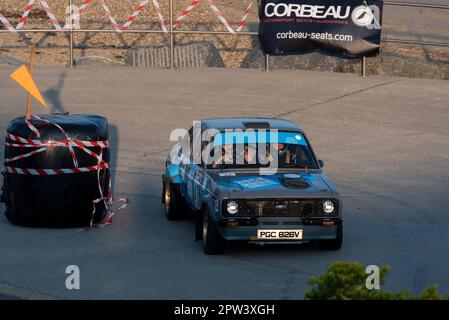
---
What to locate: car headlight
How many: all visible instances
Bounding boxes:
[227,201,239,215]
[322,200,335,215]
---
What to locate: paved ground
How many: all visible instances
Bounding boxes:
[0,66,448,299]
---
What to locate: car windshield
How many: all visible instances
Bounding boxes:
[204,131,319,170]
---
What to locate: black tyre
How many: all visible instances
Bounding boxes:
[5,208,22,226]
[202,207,225,255]
[3,191,23,226]
[163,179,186,220]
[318,223,343,251]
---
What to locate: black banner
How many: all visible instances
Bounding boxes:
[259,0,383,57]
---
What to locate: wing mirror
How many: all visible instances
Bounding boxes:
[318,160,324,168]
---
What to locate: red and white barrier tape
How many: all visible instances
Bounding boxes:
[1,0,167,33]
[39,0,62,30]
[23,0,62,30]
[88,0,167,32]
[174,0,235,34]
[236,0,253,32]
[5,133,107,166]
[173,0,200,28]
[3,116,128,228]
[98,0,121,31]
[0,0,35,32]
[4,163,109,175]
[15,0,36,30]
[1,0,252,34]
[207,0,235,34]
[25,119,41,138]
[0,0,62,31]
[122,0,150,31]
[89,148,128,228]
[6,132,109,148]
[77,0,93,16]
[151,0,168,32]
[32,115,78,167]
[0,13,15,31]
[98,0,156,32]
[5,146,47,163]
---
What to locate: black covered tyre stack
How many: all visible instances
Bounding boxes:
[1,114,110,227]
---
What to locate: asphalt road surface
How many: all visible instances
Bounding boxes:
[0,66,448,299]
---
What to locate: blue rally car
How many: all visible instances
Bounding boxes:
[162,118,342,254]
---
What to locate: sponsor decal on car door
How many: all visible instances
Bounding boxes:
[192,169,204,210]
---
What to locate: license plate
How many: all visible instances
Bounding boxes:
[257,229,303,240]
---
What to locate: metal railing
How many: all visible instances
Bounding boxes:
[0,1,448,75]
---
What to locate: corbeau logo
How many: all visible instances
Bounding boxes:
[264,2,351,20]
[351,5,381,29]
[264,2,382,29]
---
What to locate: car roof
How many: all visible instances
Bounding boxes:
[200,117,302,132]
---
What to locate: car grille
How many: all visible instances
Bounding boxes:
[282,220,303,225]
[223,199,339,218]
[246,199,316,217]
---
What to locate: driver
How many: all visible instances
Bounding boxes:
[212,144,233,168]
[268,143,291,165]
[243,145,257,164]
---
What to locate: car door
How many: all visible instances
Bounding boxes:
[178,128,193,204]
[185,125,207,211]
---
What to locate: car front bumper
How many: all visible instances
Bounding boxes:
[216,217,341,242]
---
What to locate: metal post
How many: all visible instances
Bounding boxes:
[265,54,269,72]
[169,0,174,69]
[361,56,367,77]
[26,45,36,119]
[69,0,74,68]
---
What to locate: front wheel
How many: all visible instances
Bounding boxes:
[163,179,186,221]
[202,208,225,255]
[318,223,343,251]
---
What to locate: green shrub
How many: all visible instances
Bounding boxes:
[305,261,449,300]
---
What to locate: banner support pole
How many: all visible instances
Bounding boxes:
[265,54,269,72]
[26,44,36,120]
[361,56,367,77]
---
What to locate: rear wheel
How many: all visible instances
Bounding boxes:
[202,208,225,255]
[318,223,343,251]
[163,180,186,220]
